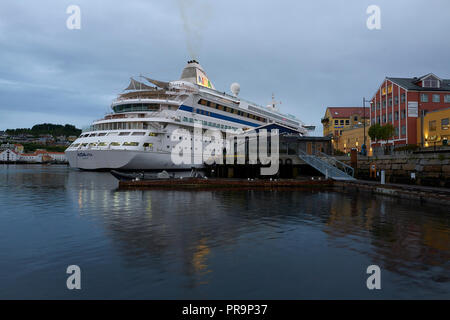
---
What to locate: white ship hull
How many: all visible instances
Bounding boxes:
[65,149,204,170]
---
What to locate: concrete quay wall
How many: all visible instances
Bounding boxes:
[336,153,450,187]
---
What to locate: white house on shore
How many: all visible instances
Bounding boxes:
[0,149,21,162]
[0,148,67,163]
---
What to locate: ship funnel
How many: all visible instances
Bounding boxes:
[180,60,215,89]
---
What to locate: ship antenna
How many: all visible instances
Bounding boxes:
[270,93,282,110]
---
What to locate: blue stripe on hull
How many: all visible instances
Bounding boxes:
[178,105,260,127]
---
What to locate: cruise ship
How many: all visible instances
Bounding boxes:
[65,61,313,170]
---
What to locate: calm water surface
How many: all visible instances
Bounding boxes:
[0,165,449,299]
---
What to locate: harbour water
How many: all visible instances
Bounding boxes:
[0,165,448,299]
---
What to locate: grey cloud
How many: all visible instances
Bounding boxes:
[0,0,449,134]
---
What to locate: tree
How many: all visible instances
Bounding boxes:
[368,123,395,155]
[368,124,382,142]
[379,123,395,143]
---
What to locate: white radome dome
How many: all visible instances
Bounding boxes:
[230,82,240,96]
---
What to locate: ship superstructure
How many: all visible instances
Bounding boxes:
[65,61,312,170]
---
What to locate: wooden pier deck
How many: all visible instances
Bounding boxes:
[118,178,334,190]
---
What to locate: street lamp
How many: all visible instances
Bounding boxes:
[362,98,373,156]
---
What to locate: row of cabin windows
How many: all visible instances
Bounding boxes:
[80,131,151,138]
[372,94,450,111]
[182,116,237,131]
[112,103,160,113]
[198,99,267,123]
[90,122,148,131]
[429,118,449,131]
[71,142,151,148]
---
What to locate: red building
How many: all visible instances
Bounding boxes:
[370,73,450,147]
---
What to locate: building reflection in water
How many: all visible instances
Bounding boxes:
[67,170,449,288]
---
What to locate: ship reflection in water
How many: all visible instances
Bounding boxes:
[0,165,448,299]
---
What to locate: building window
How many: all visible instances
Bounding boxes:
[345,120,350,125]
[444,95,450,103]
[423,78,439,88]
[394,111,399,120]
[382,114,386,123]
[432,94,440,103]
[394,96,398,105]
[421,94,429,102]
[395,126,399,136]
[429,120,436,131]
[340,120,344,125]
[388,114,392,122]
[371,104,375,112]
[441,118,449,130]
[382,100,386,107]
[377,116,380,124]
[377,102,380,110]
[401,125,406,135]
[401,110,405,119]
[354,116,358,121]
[388,98,392,106]
[401,93,406,103]
[334,120,338,125]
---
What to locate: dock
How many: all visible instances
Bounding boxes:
[118,177,334,190]
[118,177,450,205]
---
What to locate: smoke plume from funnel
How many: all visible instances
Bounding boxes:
[177,0,211,60]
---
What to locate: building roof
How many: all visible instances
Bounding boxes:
[0,149,19,155]
[326,107,369,118]
[387,76,450,92]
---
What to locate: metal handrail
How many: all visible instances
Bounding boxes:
[317,151,354,177]
[297,149,355,180]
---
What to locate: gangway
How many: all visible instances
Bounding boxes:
[297,149,356,181]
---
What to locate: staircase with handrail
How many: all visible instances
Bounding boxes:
[297,149,355,181]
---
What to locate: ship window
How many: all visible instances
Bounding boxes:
[89,143,97,147]
[81,143,88,147]
[112,103,160,113]
[107,132,118,136]
[149,132,157,136]
[98,142,107,147]
[119,132,130,136]
[89,133,97,137]
[123,142,139,146]
[132,132,145,136]
[98,133,107,136]
[110,142,120,146]
[72,143,80,148]
[143,143,153,148]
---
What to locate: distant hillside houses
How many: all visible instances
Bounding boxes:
[0,144,67,163]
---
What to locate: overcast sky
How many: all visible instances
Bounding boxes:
[0,0,449,135]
